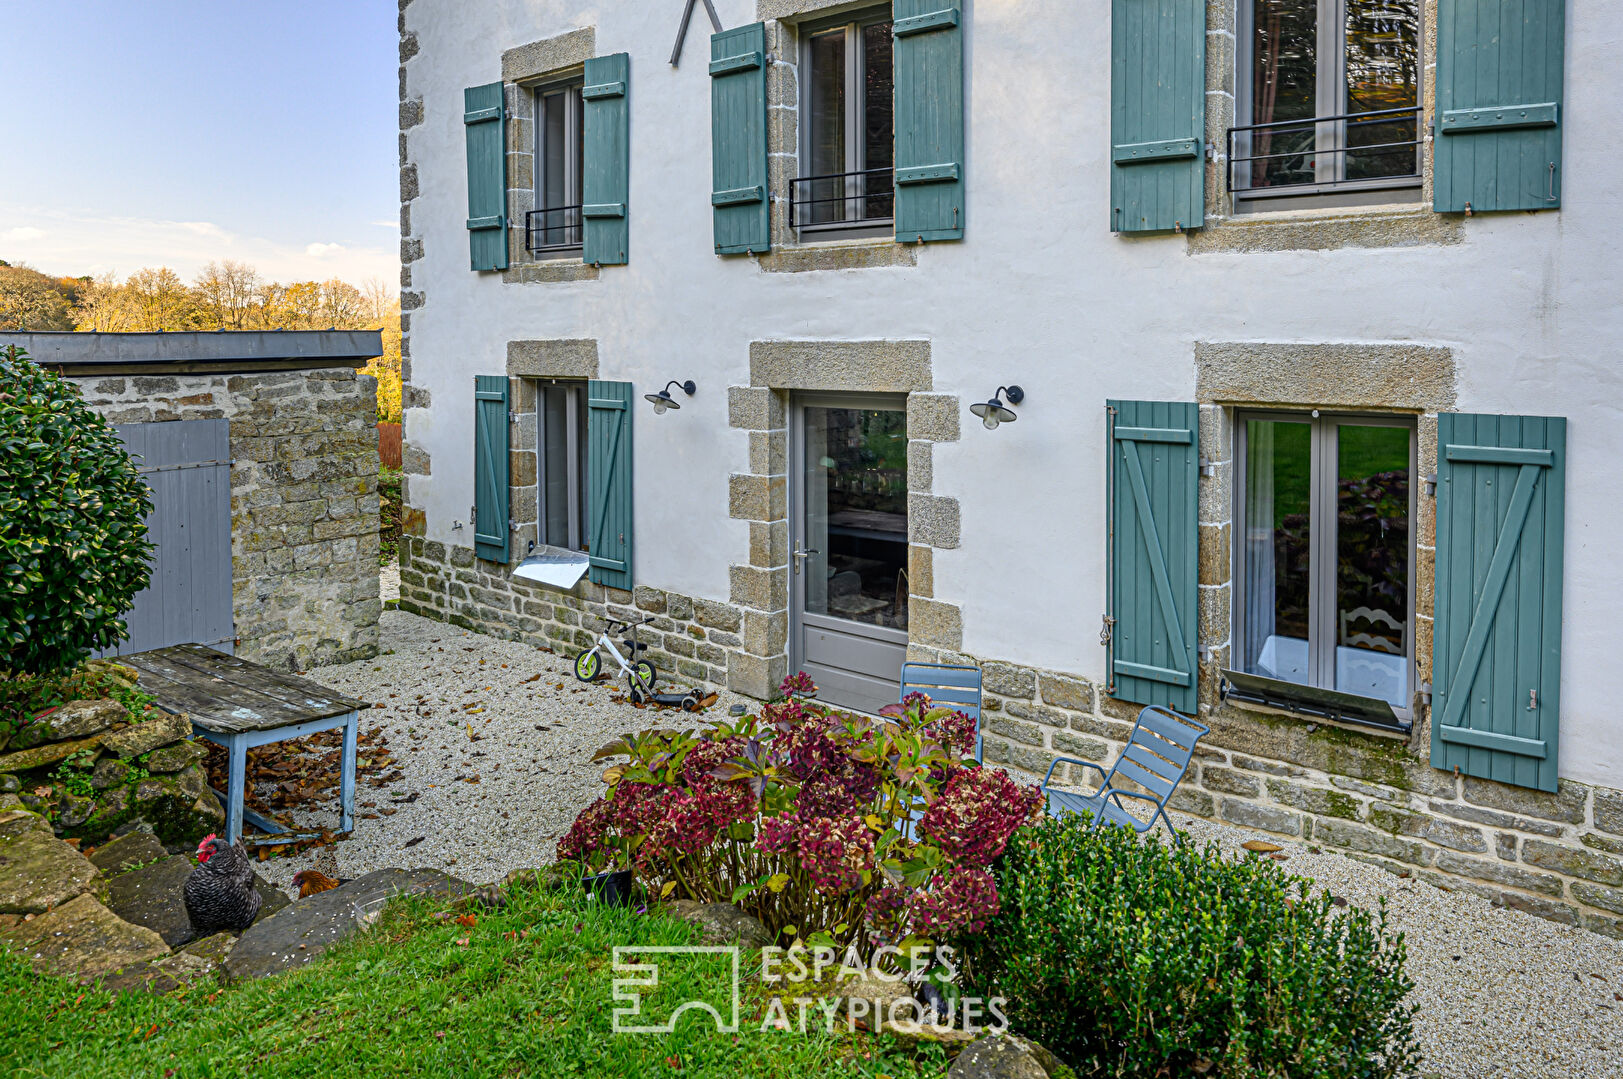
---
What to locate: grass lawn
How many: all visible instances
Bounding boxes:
[0,880,950,1079]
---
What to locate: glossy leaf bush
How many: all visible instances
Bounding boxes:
[957,813,1422,1079]
[0,347,153,675]
[561,677,1042,956]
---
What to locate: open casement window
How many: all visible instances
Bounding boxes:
[530,80,584,257]
[586,381,634,591]
[535,381,589,552]
[791,5,896,238]
[1224,412,1415,730]
[1431,415,1565,793]
[1106,401,1199,715]
[1232,0,1422,211]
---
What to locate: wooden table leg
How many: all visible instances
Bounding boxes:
[226,733,247,847]
[340,710,358,834]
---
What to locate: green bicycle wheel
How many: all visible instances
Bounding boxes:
[573,650,601,682]
[633,660,657,690]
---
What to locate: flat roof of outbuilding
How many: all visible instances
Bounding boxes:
[0,330,383,376]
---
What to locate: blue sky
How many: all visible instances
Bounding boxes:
[0,1,398,284]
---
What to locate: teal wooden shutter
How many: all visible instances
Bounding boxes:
[1107,401,1199,714]
[473,376,510,562]
[1110,0,1205,233]
[710,23,770,255]
[893,0,964,243]
[587,380,634,590]
[463,83,509,271]
[582,53,630,266]
[1432,414,1566,792]
[1434,0,1565,213]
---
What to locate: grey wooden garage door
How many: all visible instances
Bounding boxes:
[98,419,234,657]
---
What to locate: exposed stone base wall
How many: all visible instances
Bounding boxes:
[906,643,1623,940]
[398,537,748,691]
[74,369,380,670]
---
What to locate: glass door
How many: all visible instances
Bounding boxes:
[791,396,908,714]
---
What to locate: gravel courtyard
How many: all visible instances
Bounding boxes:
[261,606,1622,1079]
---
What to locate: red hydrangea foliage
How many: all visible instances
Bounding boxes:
[561,673,1045,954]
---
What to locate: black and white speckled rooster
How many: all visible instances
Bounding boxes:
[183,834,262,935]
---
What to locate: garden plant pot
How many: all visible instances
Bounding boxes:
[583,868,635,907]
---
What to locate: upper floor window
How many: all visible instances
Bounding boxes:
[1232,0,1421,210]
[792,6,895,238]
[528,80,584,256]
[1233,412,1414,726]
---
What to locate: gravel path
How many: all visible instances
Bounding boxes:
[256,609,751,892]
[379,562,400,603]
[1171,815,1623,1079]
[263,605,1622,1077]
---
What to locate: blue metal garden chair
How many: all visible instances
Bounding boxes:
[1041,705,1209,843]
[900,661,983,762]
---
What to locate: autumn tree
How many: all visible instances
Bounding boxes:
[0,264,75,331]
[193,259,261,330]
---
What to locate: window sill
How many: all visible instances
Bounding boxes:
[502,260,601,285]
[757,236,918,274]
[1219,693,1415,742]
[1187,203,1463,255]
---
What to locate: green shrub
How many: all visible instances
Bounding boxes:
[956,815,1421,1079]
[0,346,154,675]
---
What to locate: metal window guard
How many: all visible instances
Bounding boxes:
[788,167,895,229]
[1227,107,1423,193]
[525,205,583,251]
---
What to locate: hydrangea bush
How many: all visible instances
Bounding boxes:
[560,677,1042,955]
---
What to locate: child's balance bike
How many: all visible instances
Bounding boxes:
[573,616,702,710]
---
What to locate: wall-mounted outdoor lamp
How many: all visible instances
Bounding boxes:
[645,380,696,414]
[969,385,1024,430]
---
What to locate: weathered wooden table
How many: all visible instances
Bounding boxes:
[119,644,365,846]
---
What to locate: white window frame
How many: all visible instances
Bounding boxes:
[796,5,894,240]
[1231,409,1418,722]
[1234,0,1424,211]
[532,78,584,256]
[535,379,587,551]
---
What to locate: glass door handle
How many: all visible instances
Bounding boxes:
[792,542,819,575]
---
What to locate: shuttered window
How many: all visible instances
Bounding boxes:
[1434,0,1565,213]
[1431,414,1565,792]
[473,376,511,562]
[893,0,964,243]
[586,380,635,590]
[463,82,509,271]
[1110,0,1206,233]
[1107,401,1200,715]
[710,23,771,255]
[582,53,631,266]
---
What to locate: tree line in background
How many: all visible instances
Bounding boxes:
[0,258,402,422]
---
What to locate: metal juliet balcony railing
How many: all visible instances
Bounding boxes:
[1227,107,1423,193]
[525,206,583,252]
[788,167,895,229]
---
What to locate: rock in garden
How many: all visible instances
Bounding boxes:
[0,774,18,793]
[0,892,168,979]
[179,930,237,965]
[91,757,132,790]
[835,969,976,1048]
[88,829,168,875]
[142,740,207,774]
[664,900,773,948]
[45,699,128,741]
[102,711,192,759]
[106,855,289,947]
[948,1034,1064,1079]
[0,734,107,776]
[120,766,222,844]
[56,792,96,830]
[501,863,580,893]
[0,811,101,914]
[221,867,470,984]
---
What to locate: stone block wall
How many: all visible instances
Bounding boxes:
[904,640,1623,940]
[74,369,381,670]
[398,537,745,690]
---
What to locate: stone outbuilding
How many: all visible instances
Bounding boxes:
[1,331,384,670]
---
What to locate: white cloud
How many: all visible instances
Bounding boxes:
[0,204,398,284]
